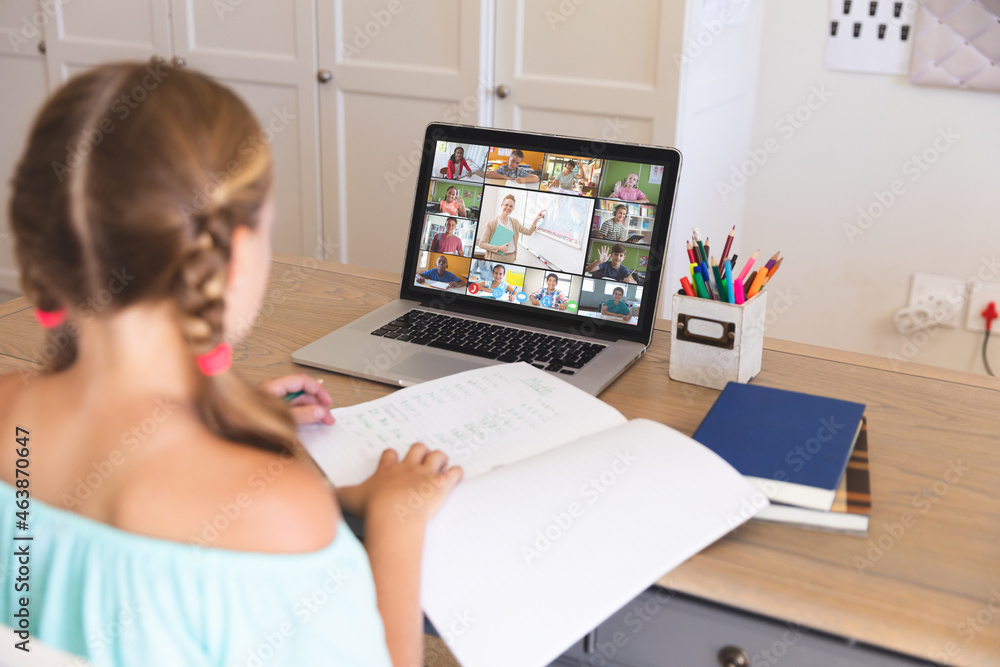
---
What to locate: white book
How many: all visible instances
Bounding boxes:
[299,363,765,667]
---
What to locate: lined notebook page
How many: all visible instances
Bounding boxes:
[420,418,763,667]
[298,363,626,487]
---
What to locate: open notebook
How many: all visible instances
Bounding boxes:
[299,363,763,667]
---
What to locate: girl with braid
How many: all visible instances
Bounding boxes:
[0,63,461,666]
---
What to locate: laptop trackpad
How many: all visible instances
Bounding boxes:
[390,353,492,382]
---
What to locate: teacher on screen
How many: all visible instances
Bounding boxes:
[477,193,545,263]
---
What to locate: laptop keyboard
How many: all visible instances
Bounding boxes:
[370,310,606,375]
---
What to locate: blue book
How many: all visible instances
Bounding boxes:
[693,382,866,511]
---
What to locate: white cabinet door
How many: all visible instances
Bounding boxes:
[169,0,321,257]
[0,1,51,292]
[315,0,488,269]
[493,0,684,146]
[41,0,171,81]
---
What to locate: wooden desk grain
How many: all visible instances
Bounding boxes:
[2,253,998,666]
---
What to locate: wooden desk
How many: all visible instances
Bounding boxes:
[1,254,998,666]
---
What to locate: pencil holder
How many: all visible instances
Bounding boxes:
[669,291,767,390]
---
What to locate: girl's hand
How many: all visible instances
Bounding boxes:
[259,373,335,425]
[363,444,463,523]
[613,180,622,194]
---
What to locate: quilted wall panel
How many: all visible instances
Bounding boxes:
[910,0,1000,91]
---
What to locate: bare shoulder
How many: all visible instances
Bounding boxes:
[0,371,28,405]
[116,430,341,554]
[0,371,35,472]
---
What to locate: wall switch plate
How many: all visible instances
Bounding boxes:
[965,280,1000,332]
[908,273,965,329]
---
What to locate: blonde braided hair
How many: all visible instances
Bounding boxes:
[10,62,297,454]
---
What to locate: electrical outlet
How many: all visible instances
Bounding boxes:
[908,273,965,329]
[965,280,1000,332]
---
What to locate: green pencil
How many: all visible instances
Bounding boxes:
[711,257,726,303]
[693,271,709,299]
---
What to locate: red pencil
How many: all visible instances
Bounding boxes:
[720,225,735,264]
[680,276,696,296]
[686,241,696,263]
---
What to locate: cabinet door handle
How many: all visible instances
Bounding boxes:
[150,55,164,65]
[718,645,751,667]
[38,40,46,54]
[317,69,333,84]
[172,56,187,68]
[495,84,511,99]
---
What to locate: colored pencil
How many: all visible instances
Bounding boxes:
[720,225,735,264]
[724,260,735,304]
[737,250,759,283]
[691,237,703,264]
[735,275,746,304]
[693,271,709,298]
[747,266,769,298]
[680,276,696,296]
[761,257,783,285]
[743,269,757,296]
[763,251,780,272]
[698,262,713,299]
[711,257,724,301]
[686,241,696,264]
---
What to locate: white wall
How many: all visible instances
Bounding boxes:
[663,0,766,321]
[738,0,1000,374]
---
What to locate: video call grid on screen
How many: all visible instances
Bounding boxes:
[406,130,675,333]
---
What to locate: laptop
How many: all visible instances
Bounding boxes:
[292,123,682,395]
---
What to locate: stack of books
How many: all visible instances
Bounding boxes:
[693,383,871,535]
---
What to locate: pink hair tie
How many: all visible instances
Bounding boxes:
[196,342,232,376]
[34,308,67,329]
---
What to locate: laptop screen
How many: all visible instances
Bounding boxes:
[400,124,681,344]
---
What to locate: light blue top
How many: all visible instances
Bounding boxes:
[0,481,392,666]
